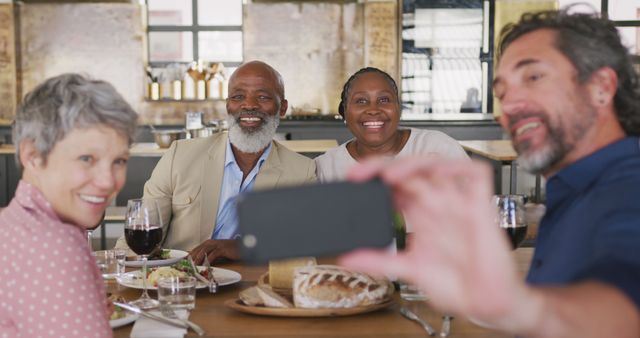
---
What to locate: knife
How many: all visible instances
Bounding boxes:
[187,256,210,284]
[114,302,188,330]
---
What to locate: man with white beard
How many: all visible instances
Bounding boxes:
[117,61,316,263]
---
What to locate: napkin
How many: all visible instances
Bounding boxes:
[129,309,189,338]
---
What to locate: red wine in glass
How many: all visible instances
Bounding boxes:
[494,195,527,250]
[125,226,163,255]
[503,225,528,249]
[124,198,165,309]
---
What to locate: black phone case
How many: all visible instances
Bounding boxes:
[237,180,394,264]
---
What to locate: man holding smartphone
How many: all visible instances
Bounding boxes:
[341,8,640,338]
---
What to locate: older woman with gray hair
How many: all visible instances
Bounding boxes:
[0,73,137,337]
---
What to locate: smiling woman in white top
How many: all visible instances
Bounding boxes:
[315,67,467,182]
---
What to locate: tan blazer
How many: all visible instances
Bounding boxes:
[116,132,317,251]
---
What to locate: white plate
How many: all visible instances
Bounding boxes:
[110,312,139,329]
[124,249,188,267]
[116,267,242,290]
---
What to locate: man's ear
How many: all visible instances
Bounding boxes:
[587,67,618,109]
[19,139,43,170]
[279,99,288,117]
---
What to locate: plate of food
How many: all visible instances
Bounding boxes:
[110,312,139,329]
[117,260,241,290]
[124,249,188,267]
[108,294,139,328]
[225,265,394,317]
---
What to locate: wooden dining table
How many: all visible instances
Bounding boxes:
[111,248,534,338]
[458,140,519,195]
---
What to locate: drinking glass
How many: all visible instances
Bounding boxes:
[124,198,164,309]
[94,250,118,279]
[113,248,127,277]
[399,282,428,301]
[493,195,528,249]
[157,276,197,310]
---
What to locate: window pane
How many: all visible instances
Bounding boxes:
[198,31,243,62]
[149,32,193,62]
[402,6,484,115]
[608,1,640,21]
[148,0,192,26]
[618,27,640,55]
[557,0,600,13]
[198,0,242,26]
[414,8,483,48]
[432,55,482,114]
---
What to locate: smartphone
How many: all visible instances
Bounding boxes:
[236,179,394,264]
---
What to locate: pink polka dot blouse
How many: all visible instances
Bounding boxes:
[0,181,112,338]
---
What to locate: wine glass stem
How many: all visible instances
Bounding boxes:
[141,255,150,300]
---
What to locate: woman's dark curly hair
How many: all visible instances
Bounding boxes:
[338,67,399,118]
[498,7,640,135]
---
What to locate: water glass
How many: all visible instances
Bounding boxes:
[94,250,118,279]
[399,281,428,301]
[157,276,197,310]
[113,249,127,276]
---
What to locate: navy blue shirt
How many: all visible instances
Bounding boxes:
[527,137,640,309]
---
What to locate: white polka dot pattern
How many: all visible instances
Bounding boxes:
[0,181,112,338]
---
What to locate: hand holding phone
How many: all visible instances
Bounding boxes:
[237,179,394,264]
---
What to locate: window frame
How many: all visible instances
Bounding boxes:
[145,0,244,68]
[602,0,640,65]
[399,0,495,117]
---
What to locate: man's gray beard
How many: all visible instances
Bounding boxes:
[227,111,280,153]
[517,140,565,175]
[515,102,596,175]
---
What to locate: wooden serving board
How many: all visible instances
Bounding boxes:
[224,298,394,317]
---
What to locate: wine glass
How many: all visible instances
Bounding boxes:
[493,195,528,249]
[124,198,164,309]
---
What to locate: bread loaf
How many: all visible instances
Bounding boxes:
[268,257,317,289]
[293,265,393,309]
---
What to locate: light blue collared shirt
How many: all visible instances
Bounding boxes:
[212,140,272,239]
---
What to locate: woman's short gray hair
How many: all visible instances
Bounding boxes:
[13,73,138,168]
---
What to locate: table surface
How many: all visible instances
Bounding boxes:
[111,248,534,338]
[0,139,338,156]
[458,140,517,162]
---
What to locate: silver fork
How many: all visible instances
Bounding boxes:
[159,305,205,336]
[400,307,436,336]
[202,254,218,293]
